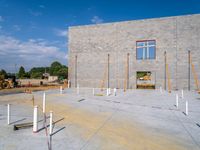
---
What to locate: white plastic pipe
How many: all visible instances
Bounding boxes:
[109,88,111,95]
[106,88,109,96]
[77,84,79,94]
[42,92,46,113]
[176,94,179,108]
[60,86,63,94]
[49,111,53,135]
[182,89,184,99]
[92,88,95,96]
[114,88,117,96]
[160,86,162,93]
[185,100,188,115]
[68,80,70,88]
[33,106,38,133]
[7,104,10,125]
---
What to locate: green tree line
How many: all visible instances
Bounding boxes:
[0,61,68,80]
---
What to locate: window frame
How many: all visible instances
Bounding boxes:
[136,40,156,60]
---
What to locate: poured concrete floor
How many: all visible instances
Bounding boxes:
[0,88,200,150]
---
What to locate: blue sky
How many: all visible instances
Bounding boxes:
[0,0,200,72]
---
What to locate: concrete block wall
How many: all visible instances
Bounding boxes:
[68,14,200,90]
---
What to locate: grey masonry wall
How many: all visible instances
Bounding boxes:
[68,14,200,90]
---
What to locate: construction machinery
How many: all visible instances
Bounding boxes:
[0,75,17,89]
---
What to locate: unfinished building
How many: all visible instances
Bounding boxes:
[68,14,200,90]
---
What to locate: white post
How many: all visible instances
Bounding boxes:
[106,88,109,96]
[77,84,79,94]
[114,88,117,96]
[181,89,184,99]
[92,88,95,96]
[33,106,38,133]
[68,80,70,88]
[185,100,188,115]
[176,94,179,108]
[109,88,111,95]
[42,92,46,113]
[7,104,10,125]
[60,86,62,94]
[160,86,162,93]
[49,111,53,135]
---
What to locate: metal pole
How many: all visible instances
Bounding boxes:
[33,106,38,133]
[7,104,10,125]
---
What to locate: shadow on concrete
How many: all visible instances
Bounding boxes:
[10,118,26,125]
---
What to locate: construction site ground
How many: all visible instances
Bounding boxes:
[0,88,200,150]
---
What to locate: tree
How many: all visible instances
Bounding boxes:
[18,66,26,79]
[50,61,62,76]
[0,69,7,78]
[57,67,68,79]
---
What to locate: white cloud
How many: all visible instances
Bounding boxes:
[39,5,45,8]
[0,35,67,72]
[91,16,103,24]
[28,9,42,16]
[13,25,21,31]
[0,16,4,22]
[54,29,68,37]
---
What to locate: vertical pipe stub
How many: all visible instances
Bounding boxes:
[42,92,46,113]
[68,80,70,88]
[181,89,184,99]
[60,86,63,94]
[49,111,53,135]
[114,88,117,96]
[77,84,79,94]
[7,104,10,125]
[33,105,38,133]
[92,88,95,96]
[185,100,188,115]
[176,94,179,108]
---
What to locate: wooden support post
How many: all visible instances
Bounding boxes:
[107,54,110,89]
[190,52,199,91]
[188,50,191,91]
[75,55,77,88]
[166,64,171,93]
[164,51,167,90]
[124,53,129,92]
[127,53,129,89]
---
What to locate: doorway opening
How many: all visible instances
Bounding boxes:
[136,71,155,89]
